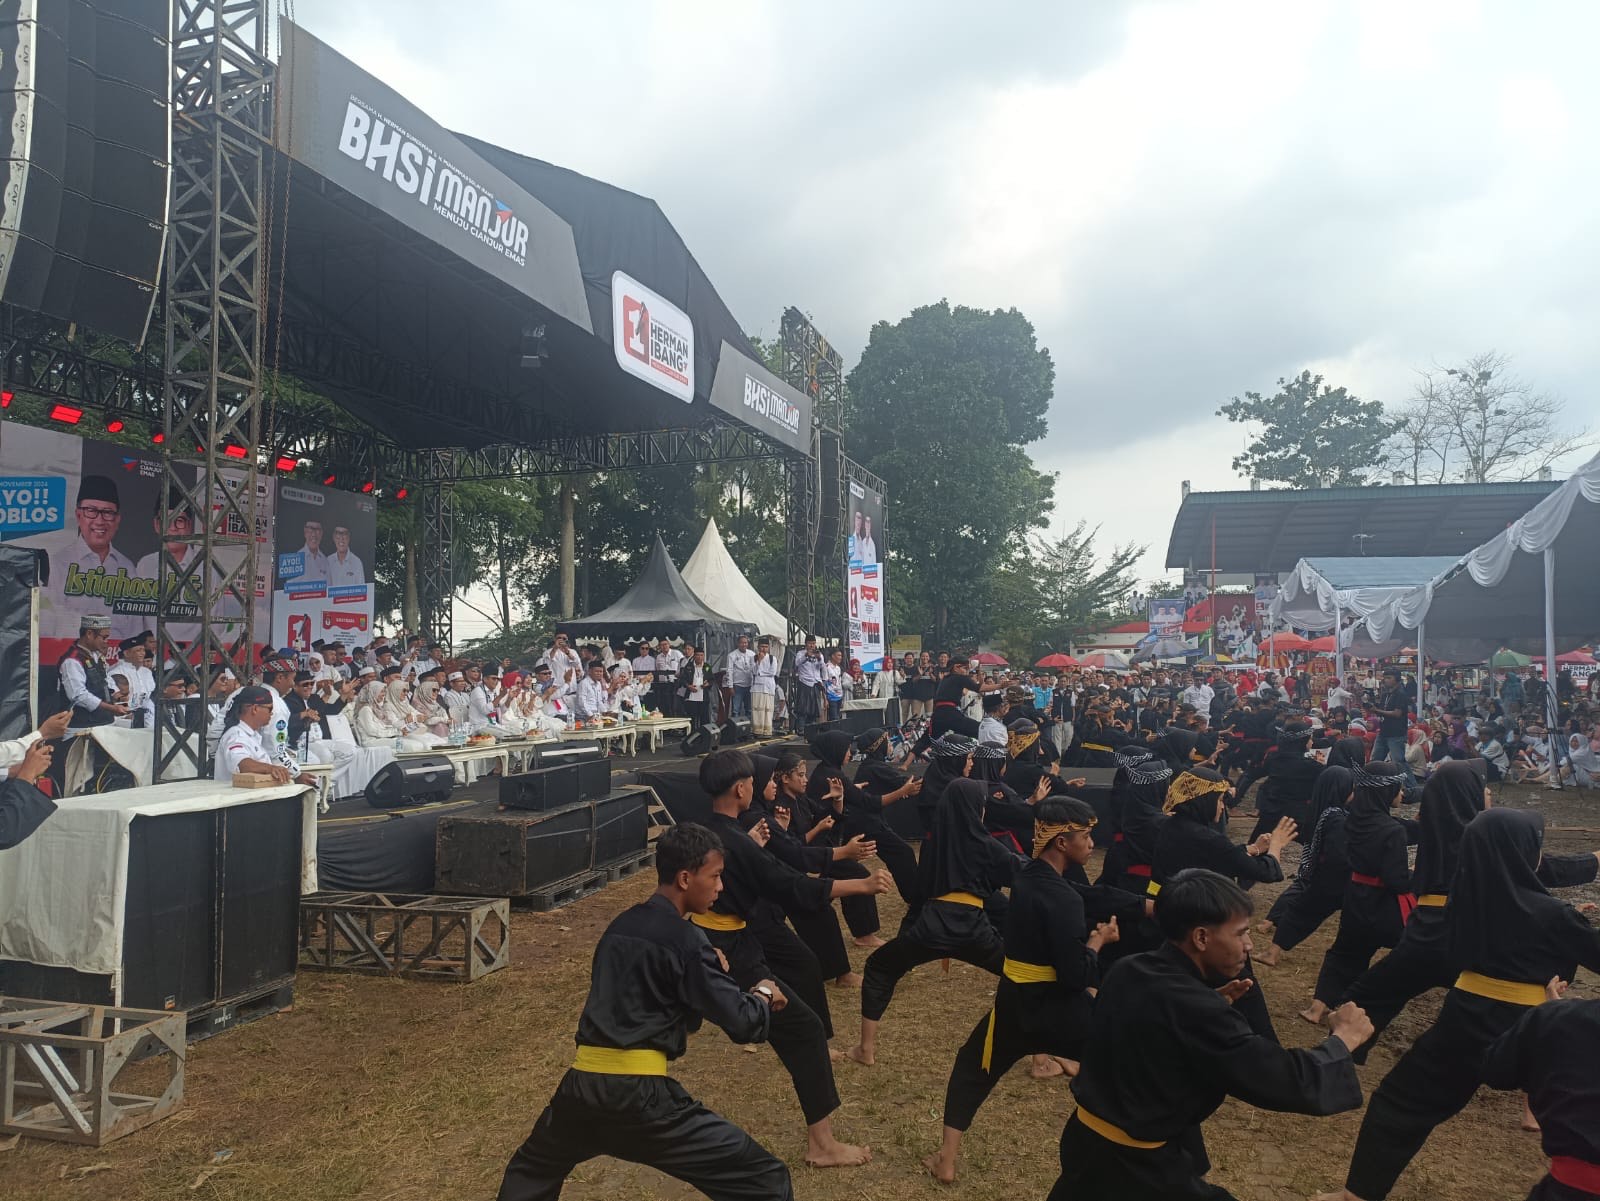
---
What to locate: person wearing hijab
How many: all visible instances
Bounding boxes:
[970,740,1037,856]
[1066,703,1122,768]
[1342,760,1599,1062]
[1251,718,1324,842]
[917,732,977,836]
[810,729,922,906]
[1481,994,1600,1201]
[1325,736,1368,772]
[1051,870,1371,1201]
[1315,808,1600,1201]
[1104,757,1173,895]
[1258,766,1355,968]
[850,778,1023,1066]
[925,797,1119,1185]
[1303,761,1416,1027]
[1153,767,1297,1041]
[789,744,884,951]
[746,754,877,993]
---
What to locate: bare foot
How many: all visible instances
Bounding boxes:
[831,971,863,989]
[923,1151,957,1184]
[1310,1192,1362,1201]
[1255,945,1282,968]
[1522,1097,1541,1132]
[847,1044,874,1066]
[1256,919,1276,936]
[1030,1054,1065,1079]
[806,1140,872,1168]
[853,934,887,949]
[828,1047,845,1063]
[1054,1056,1080,1078]
[1299,1001,1329,1026]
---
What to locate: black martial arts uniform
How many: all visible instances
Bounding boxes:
[1343,759,1598,1062]
[860,779,1019,1024]
[700,810,843,1126]
[1047,941,1363,1201]
[1311,765,1415,1008]
[1264,766,1353,952]
[916,734,977,838]
[1482,998,1600,1201]
[0,775,57,849]
[1152,768,1282,1041]
[1101,765,1171,894]
[1066,714,1121,769]
[929,672,982,739]
[808,730,919,911]
[941,854,1099,1132]
[1340,808,1600,1201]
[497,892,791,1201]
[1249,736,1323,842]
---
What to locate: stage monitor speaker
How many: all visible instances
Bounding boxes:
[364,755,454,809]
[535,741,601,768]
[500,764,580,813]
[575,756,612,801]
[0,0,170,343]
[680,724,721,757]
[719,718,753,745]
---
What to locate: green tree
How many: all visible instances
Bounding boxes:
[1218,370,1398,488]
[845,301,1056,647]
[990,523,1144,663]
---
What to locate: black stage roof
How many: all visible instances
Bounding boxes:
[1165,480,1560,574]
[267,20,773,453]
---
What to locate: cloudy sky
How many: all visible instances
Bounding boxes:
[289,0,1599,632]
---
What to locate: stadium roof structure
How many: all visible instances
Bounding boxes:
[1165,480,1561,574]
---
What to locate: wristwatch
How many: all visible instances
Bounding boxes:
[753,985,775,1002]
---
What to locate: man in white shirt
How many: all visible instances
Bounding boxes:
[726,634,756,721]
[289,520,331,584]
[327,525,365,586]
[261,659,299,766]
[654,638,684,714]
[1178,672,1214,714]
[466,663,497,733]
[678,647,713,726]
[132,491,204,645]
[44,475,143,642]
[214,686,316,785]
[574,660,614,722]
[541,632,583,691]
[750,637,780,736]
[108,635,157,729]
[793,636,826,727]
[1326,677,1354,713]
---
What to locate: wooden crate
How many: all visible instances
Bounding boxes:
[298,892,510,982]
[0,998,185,1146]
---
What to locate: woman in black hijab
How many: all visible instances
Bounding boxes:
[808,729,922,907]
[918,732,977,835]
[1321,808,1600,1201]
[1152,767,1297,1040]
[970,741,1038,855]
[851,778,1021,1066]
[774,746,882,950]
[1258,766,1354,968]
[1325,736,1368,772]
[1343,759,1599,1062]
[1252,718,1324,842]
[1303,761,1414,1027]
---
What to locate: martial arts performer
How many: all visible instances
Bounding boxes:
[496,823,793,1201]
[851,777,1021,1066]
[1303,761,1414,1026]
[1315,808,1600,1201]
[1152,766,1296,1040]
[697,749,888,1167]
[925,796,1116,1184]
[1257,765,1353,968]
[1482,990,1600,1201]
[1249,717,1323,841]
[1049,869,1372,1201]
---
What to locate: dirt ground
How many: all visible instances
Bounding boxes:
[7,781,1597,1201]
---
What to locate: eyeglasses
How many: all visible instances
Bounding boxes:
[77,505,120,520]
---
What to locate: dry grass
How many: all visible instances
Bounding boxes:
[6,781,1594,1201]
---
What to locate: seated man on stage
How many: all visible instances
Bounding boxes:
[214,686,318,787]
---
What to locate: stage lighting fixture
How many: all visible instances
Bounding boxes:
[323,473,337,486]
[223,444,248,460]
[520,324,549,369]
[394,486,409,500]
[152,432,165,444]
[105,419,124,433]
[1,391,13,408]
[49,404,82,424]
[274,455,297,473]
[360,480,375,494]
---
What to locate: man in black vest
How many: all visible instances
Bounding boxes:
[57,614,128,729]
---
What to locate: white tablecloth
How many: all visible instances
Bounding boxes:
[0,780,317,990]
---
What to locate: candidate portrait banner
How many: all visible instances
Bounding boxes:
[270,482,377,652]
[845,478,888,671]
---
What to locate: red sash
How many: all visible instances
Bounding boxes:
[1124,863,1152,878]
[1551,1157,1600,1195]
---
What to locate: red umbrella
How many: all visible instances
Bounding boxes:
[1306,635,1338,654]
[1540,649,1597,666]
[973,651,1009,667]
[1036,653,1078,668]
[1266,632,1315,651]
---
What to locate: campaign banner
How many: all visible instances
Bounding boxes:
[848,561,886,672]
[0,422,272,664]
[707,339,812,455]
[847,479,885,568]
[613,271,694,403]
[269,482,378,652]
[1149,598,1185,638]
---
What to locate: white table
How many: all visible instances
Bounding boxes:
[395,743,511,782]
[633,718,692,752]
[562,725,636,756]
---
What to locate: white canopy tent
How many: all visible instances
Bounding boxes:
[681,518,792,650]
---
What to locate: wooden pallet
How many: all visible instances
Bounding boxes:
[603,849,656,883]
[0,998,185,1146]
[523,869,608,912]
[299,892,510,983]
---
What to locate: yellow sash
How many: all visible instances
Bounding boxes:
[689,911,747,932]
[1146,880,1162,897]
[981,959,1060,1071]
[1075,1104,1166,1149]
[1081,742,1114,752]
[572,1046,669,1076]
[935,891,986,908]
[1454,971,1545,1007]
[1415,893,1447,908]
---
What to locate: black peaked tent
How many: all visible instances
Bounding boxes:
[557,536,756,661]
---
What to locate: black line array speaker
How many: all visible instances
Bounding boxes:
[534,740,601,768]
[816,428,842,573]
[500,763,580,813]
[364,755,454,809]
[0,0,170,343]
[575,755,612,801]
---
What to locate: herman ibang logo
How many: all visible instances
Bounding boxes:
[337,99,529,267]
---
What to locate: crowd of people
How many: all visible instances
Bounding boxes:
[493,648,1600,1201]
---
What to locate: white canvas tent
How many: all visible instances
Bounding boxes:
[681,518,791,647]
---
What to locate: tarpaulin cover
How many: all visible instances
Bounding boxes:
[0,781,317,984]
[0,546,42,740]
[559,536,756,660]
[316,799,492,892]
